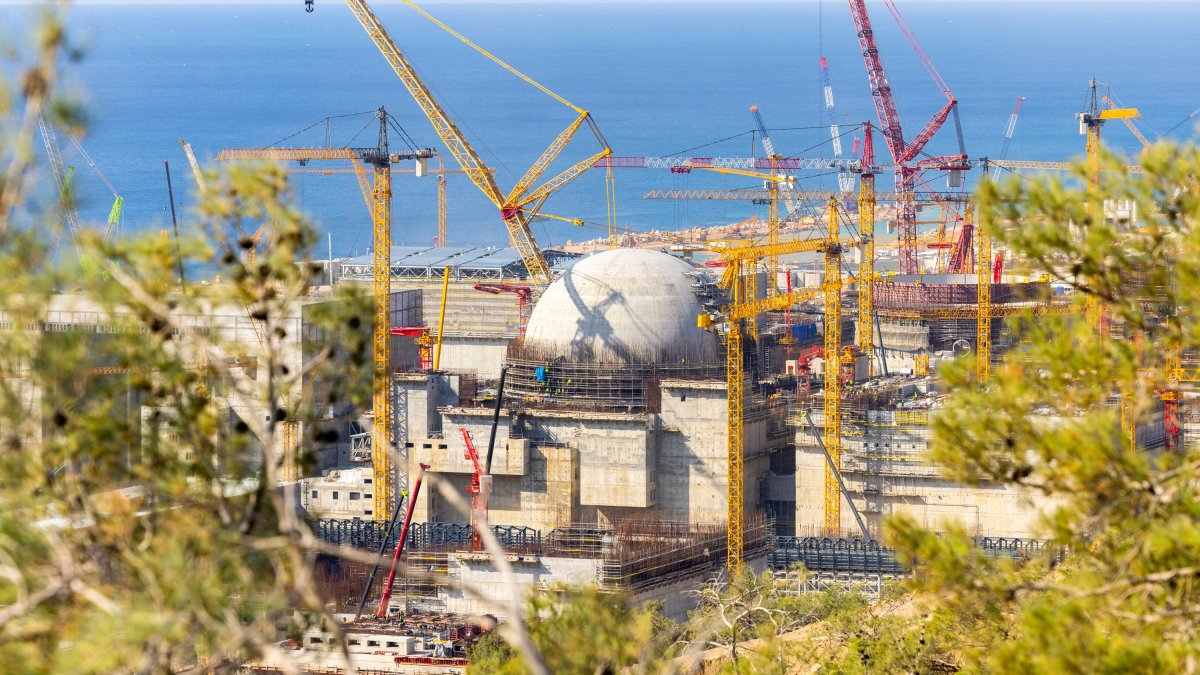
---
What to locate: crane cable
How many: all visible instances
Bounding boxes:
[399,0,584,114]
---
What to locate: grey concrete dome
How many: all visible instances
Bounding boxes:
[523,248,719,365]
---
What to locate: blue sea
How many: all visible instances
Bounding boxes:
[3,1,1199,255]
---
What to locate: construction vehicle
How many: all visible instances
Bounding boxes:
[375,462,430,619]
[458,428,489,552]
[305,0,610,286]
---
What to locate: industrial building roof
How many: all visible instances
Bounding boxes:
[340,245,577,281]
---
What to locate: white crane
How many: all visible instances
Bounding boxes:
[38,116,82,257]
[992,97,1026,180]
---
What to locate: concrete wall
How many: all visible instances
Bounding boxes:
[793,431,1061,539]
[527,412,655,517]
[404,377,784,532]
[657,381,729,524]
[657,380,779,527]
[436,336,510,380]
[414,554,600,618]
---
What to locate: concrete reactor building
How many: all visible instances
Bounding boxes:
[402,248,791,533]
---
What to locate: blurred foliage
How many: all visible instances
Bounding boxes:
[0,4,372,671]
[467,568,868,674]
[467,587,673,675]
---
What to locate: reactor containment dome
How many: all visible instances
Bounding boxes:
[523,248,719,366]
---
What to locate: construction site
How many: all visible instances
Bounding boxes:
[21,0,1196,672]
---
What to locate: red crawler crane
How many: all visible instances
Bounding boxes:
[847,0,967,274]
[459,428,491,552]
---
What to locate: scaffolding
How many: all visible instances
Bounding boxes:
[504,343,723,413]
[311,516,771,593]
[597,516,769,590]
[872,277,1061,352]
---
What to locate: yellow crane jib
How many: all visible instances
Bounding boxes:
[1098,108,1141,121]
[306,0,610,286]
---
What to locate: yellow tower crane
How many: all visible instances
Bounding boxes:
[219,110,435,521]
[703,213,856,574]
[1078,81,1140,335]
[820,200,846,535]
[682,163,792,299]
[1078,81,1140,445]
[307,0,610,285]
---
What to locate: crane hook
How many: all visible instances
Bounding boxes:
[305,0,314,12]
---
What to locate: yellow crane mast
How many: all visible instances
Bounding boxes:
[721,258,746,579]
[313,0,611,285]
[652,174,883,542]
[705,227,854,574]
[976,208,992,382]
[857,124,877,366]
[1078,81,1140,445]
[219,111,435,521]
[821,199,844,536]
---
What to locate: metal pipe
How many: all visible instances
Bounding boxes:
[484,365,509,476]
[376,462,430,619]
[873,308,890,378]
[433,266,450,371]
